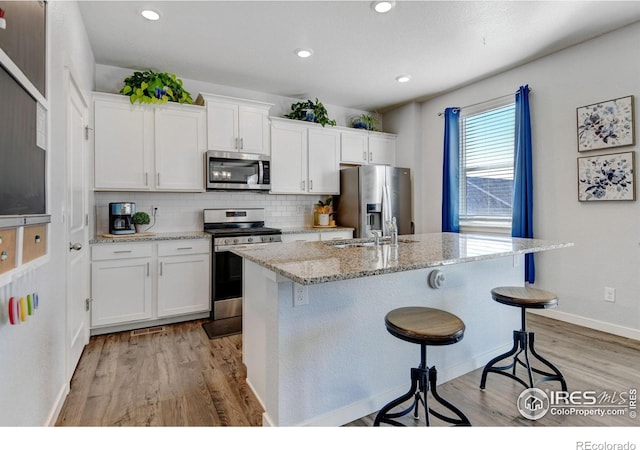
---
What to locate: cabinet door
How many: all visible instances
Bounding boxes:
[94,97,153,190]
[320,230,353,241]
[368,134,396,166]
[270,121,306,194]
[91,258,152,327]
[340,131,368,165]
[157,253,210,317]
[238,106,269,155]
[154,105,206,191]
[206,100,239,151]
[308,127,340,194]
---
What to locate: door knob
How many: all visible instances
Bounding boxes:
[69,242,83,251]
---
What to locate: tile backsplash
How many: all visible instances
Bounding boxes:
[94,191,324,236]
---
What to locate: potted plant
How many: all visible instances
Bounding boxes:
[132,211,150,233]
[314,197,333,226]
[120,70,193,105]
[285,98,337,127]
[350,113,380,131]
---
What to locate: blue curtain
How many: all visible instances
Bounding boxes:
[512,85,535,283]
[442,107,460,232]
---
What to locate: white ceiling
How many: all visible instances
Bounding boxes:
[78,1,640,111]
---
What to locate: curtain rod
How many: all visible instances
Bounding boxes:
[437,86,531,117]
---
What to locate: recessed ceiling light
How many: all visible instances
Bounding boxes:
[371,1,396,13]
[141,9,160,21]
[295,48,313,58]
[395,74,412,83]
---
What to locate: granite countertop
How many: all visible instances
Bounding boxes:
[90,231,211,244]
[231,232,573,285]
[279,226,355,234]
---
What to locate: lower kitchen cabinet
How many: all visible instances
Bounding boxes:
[281,229,353,243]
[90,239,210,331]
[157,250,210,318]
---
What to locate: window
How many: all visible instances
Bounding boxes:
[459,101,515,231]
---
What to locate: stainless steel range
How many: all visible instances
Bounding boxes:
[202,208,281,339]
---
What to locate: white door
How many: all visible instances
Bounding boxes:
[206,100,238,151]
[238,105,269,155]
[157,254,210,317]
[308,127,340,194]
[66,73,90,380]
[270,121,307,194]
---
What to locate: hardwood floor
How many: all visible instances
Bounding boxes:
[56,314,640,427]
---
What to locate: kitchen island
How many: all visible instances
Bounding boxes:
[232,233,572,426]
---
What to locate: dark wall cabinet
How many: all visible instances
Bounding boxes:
[0,0,46,96]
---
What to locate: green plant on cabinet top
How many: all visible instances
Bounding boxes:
[350,113,380,132]
[285,98,336,127]
[120,70,193,105]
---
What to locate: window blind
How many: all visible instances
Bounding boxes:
[460,103,515,221]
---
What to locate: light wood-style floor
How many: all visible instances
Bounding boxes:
[56,314,640,427]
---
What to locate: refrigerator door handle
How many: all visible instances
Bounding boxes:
[382,184,392,236]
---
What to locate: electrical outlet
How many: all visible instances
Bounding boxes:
[293,283,309,307]
[604,287,616,303]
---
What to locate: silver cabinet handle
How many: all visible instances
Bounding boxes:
[159,261,163,276]
[69,242,83,251]
[145,172,149,186]
[113,250,132,254]
[240,137,244,149]
[369,151,373,162]
[301,180,305,191]
[146,262,150,277]
[177,247,193,250]
[309,180,313,190]
[157,173,160,186]
[363,151,367,161]
[235,137,240,149]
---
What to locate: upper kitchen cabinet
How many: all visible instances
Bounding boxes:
[340,129,396,166]
[196,93,273,155]
[0,1,46,96]
[93,93,206,192]
[270,118,340,195]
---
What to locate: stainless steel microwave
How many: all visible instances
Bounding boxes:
[206,151,271,191]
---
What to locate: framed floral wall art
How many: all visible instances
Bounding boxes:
[577,95,635,152]
[577,151,635,201]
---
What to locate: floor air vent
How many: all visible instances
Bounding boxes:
[130,326,166,337]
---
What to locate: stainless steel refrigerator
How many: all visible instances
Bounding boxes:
[335,166,412,238]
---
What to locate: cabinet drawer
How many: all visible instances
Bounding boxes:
[0,228,18,275]
[280,232,320,243]
[320,230,353,241]
[22,224,47,263]
[92,243,153,261]
[157,239,210,256]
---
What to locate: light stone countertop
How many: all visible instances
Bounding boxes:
[90,231,211,244]
[231,232,573,285]
[279,226,354,234]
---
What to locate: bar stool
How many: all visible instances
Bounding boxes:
[374,306,471,426]
[480,286,567,391]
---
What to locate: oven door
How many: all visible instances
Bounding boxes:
[212,249,243,320]
[206,151,270,190]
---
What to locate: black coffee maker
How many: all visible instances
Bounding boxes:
[109,202,136,235]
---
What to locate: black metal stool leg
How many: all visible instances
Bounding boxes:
[427,367,471,426]
[527,332,568,391]
[480,330,525,389]
[373,372,420,426]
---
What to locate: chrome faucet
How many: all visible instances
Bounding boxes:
[371,230,382,246]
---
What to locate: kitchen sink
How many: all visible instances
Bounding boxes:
[325,237,418,249]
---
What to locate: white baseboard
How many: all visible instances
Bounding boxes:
[46,382,70,426]
[529,309,640,341]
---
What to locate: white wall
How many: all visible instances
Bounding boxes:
[395,22,640,336]
[0,1,95,426]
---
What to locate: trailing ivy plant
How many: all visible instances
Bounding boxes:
[120,70,193,104]
[285,98,336,127]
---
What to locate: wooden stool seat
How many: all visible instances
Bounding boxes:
[385,307,465,345]
[491,286,558,309]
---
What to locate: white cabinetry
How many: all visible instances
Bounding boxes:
[157,241,210,318]
[90,243,153,327]
[270,118,340,195]
[340,129,396,166]
[196,93,273,155]
[93,93,206,192]
[90,239,210,331]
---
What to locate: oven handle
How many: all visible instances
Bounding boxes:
[214,242,281,253]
